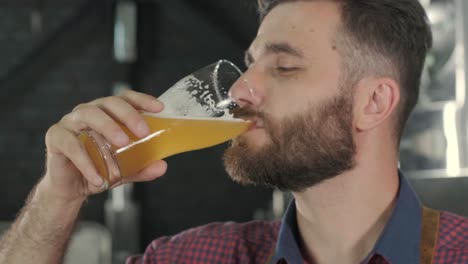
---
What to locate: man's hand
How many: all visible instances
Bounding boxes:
[0,90,168,264]
[43,90,168,202]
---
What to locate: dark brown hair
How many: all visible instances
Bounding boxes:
[257,0,433,140]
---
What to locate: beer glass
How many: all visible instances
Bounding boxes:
[79,60,250,189]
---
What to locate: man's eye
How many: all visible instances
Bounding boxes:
[276,66,298,73]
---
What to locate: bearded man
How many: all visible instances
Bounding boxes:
[1,0,468,263]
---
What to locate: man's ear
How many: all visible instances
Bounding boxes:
[354,78,400,132]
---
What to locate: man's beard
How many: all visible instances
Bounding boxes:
[223,93,356,192]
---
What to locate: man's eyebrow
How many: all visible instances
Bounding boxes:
[265,42,304,58]
[244,42,304,67]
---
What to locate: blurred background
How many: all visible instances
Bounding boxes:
[0,0,467,263]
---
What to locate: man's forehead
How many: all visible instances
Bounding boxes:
[258,0,341,34]
[250,1,341,57]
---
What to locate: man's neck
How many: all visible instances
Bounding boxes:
[293,159,399,264]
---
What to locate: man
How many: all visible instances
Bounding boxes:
[1,0,467,263]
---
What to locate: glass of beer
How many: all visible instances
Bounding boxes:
[79,60,251,189]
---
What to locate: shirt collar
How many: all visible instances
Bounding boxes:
[271,200,303,264]
[370,172,422,263]
[271,172,422,264]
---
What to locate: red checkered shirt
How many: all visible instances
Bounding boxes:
[127,175,468,264]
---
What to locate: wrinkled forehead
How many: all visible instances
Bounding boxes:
[252,1,342,56]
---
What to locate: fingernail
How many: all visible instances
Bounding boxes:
[153,100,164,110]
[116,132,129,146]
[137,121,150,136]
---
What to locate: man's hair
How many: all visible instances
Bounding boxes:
[257,0,433,140]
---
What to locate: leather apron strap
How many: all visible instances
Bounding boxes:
[420,206,440,264]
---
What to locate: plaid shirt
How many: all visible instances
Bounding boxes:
[127,175,468,264]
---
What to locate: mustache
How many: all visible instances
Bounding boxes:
[230,107,259,119]
[230,106,276,140]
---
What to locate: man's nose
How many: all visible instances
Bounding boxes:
[228,70,263,108]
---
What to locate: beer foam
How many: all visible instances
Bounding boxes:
[143,112,246,123]
[157,75,234,119]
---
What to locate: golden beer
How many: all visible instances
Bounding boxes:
[80,114,250,185]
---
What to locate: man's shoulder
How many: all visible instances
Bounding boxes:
[433,210,468,264]
[136,220,281,264]
[438,211,468,250]
[166,220,281,243]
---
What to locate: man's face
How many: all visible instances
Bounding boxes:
[223,1,357,191]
